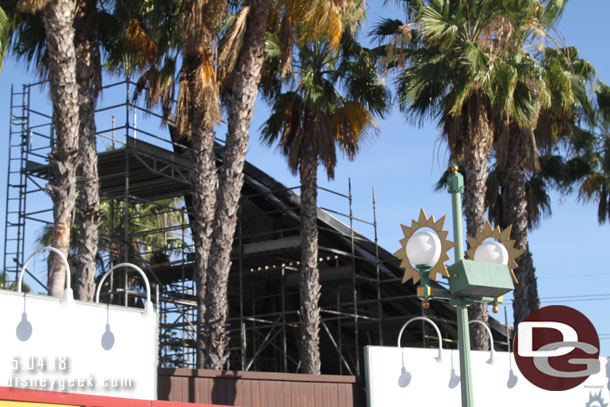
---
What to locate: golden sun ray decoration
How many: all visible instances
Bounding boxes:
[393,208,456,285]
[465,221,525,284]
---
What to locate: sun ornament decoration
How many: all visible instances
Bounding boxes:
[465,221,524,284]
[393,208,456,285]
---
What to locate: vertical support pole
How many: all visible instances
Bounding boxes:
[373,187,382,346]
[348,178,359,376]
[281,266,287,372]
[457,304,474,407]
[112,115,116,148]
[133,109,137,139]
[125,76,130,140]
[238,204,245,370]
[123,143,129,307]
[337,289,343,375]
[448,166,474,407]
[251,295,256,371]
[109,200,115,304]
[3,85,14,289]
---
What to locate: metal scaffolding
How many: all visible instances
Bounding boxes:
[2,79,511,377]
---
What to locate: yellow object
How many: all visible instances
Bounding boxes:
[422,299,430,309]
[417,286,434,298]
[393,208,456,284]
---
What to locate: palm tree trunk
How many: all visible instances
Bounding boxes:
[298,140,322,374]
[463,95,492,350]
[189,127,217,368]
[41,0,80,297]
[203,0,271,370]
[74,0,101,301]
[506,129,540,326]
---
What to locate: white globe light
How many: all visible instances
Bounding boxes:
[474,241,509,265]
[406,230,442,266]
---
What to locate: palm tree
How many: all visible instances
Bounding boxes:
[379,0,580,344]
[7,0,167,301]
[17,0,80,298]
[72,0,102,301]
[202,0,366,371]
[378,0,517,349]
[261,33,389,373]
[578,83,610,225]
[500,44,596,326]
[128,0,360,369]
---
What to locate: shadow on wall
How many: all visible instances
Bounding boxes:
[210,372,238,406]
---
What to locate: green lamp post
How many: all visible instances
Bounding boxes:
[394,166,523,407]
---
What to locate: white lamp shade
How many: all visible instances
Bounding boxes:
[473,241,509,265]
[406,230,442,266]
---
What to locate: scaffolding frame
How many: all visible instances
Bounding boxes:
[3,79,509,377]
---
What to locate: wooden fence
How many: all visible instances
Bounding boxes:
[158,368,367,407]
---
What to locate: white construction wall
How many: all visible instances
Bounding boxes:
[365,345,609,406]
[0,289,157,400]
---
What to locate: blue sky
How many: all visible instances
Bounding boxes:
[0,0,608,354]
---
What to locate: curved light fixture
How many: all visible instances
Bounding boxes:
[17,246,73,302]
[394,209,456,284]
[95,263,153,314]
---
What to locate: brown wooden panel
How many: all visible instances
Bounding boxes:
[283,380,291,407]
[273,380,283,407]
[258,379,267,407]
[157,375,170,401]
[181,377,191,403]
[211,377,221,405]
[242,377,252,407]
[159,368,364,407]
[198,377,211,404]
[160,368,357,383]
[234,377,244,406]
[322,383,334,407]
[303,381,315,407]
[314,382,323,407]
[168,376,183,401]
[226,377,238,405]
[329,383,339,407]
[337,383,346,407]
[252,378,261,407]
[291,381,300,407]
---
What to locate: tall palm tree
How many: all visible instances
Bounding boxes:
[73,0,102,301]
[578,83,610,225]
[379,0,515,349]
[7,0,165,301]
[129,0,360,369]
[203,0,363,370]
[379,0,577,344]
[17,0,80,298]
[261,33,389,373]
[173,0,226,369]
[500,44,596,326]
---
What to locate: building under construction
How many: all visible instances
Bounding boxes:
[2,79,511,377]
